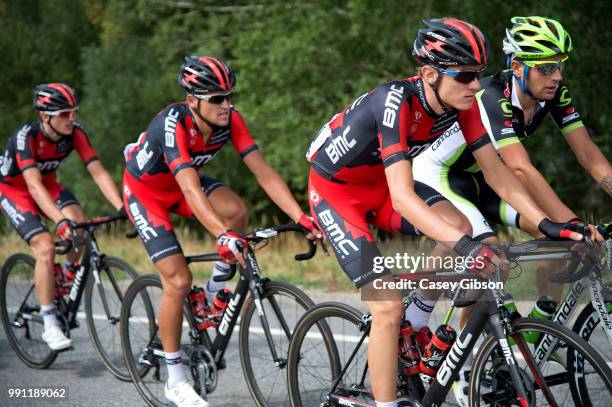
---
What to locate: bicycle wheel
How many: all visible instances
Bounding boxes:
[568,301,612,406]
[470,317,612,407]
[287,301,371,407]
[84,255,138,381]
[0,253,57,368]
[239,280,315,407]
[120,274,196,406]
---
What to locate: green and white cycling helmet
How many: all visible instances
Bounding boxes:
[503,16,572,59]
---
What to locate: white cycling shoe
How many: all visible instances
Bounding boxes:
[452,370,470,407]
[165,381,209,407]
[41,326,72,351]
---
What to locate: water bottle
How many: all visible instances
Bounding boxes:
[419,324,457,377]
[62,261,80,289]
[523,296,557,343]
[414,326,433,353]
[398,320,421,376]
[53,263,66,299]
[209,288,232,324]
[189,286,209,331]
[502,293,521,319]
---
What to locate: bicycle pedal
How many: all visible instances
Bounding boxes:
[216,357,226,370]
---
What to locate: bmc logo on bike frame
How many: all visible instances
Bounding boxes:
[437,332,473,386]
[218,292,241,336]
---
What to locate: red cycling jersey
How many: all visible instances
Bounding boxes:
[0,122,98,188]
[124,102,257,191]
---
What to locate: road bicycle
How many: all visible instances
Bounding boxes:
[286,233,612,406]
[0,214,138,381]
[120,223,323,406]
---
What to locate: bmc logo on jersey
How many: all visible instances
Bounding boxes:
[0,152,12,176]
[37,160,61,172]
[16,125,31,151]
[382,85,404,128]
[164,109,180,147]
[325,125,356,164]
[191,154,215,167]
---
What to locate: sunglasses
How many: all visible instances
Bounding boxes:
[194,92,233,105]
[433,66,486,84]
[521,57,567,76]
[46,108,78,119]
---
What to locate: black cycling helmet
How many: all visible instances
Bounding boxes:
[413,18,491,66]
[178,55,236,95]
[33,83,79,112]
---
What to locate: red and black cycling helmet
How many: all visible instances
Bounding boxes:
[178,55,236,95]
[413,18,491,66]
[33,83,79,112]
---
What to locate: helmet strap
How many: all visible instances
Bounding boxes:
[42,115,70,139]
[191,99,217,132]
[512,65,534,98]
[432,74,451,113]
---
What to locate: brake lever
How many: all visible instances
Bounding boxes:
[319,238,330,256]
[70,222,79,254]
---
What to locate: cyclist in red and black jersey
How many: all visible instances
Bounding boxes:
[306,19,585,407]
[0,83,124,351]
[122,55,320,407]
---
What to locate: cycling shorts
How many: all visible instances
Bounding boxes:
[123,171,224,263]
[0,179,79,242]
[412,157,520,240]
[308,168,446,288]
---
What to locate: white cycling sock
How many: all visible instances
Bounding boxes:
[206,261,230,303]
[165,350,187,388]
[41,304,59,331]
[404,292,435,330]
[375,400,398,407]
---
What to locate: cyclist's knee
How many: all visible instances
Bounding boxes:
[30,233,54,265]
[369,300,404,329]
[227,200,248,229]
[164,273,192,298]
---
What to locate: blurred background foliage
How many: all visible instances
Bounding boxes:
[0,0,610,235]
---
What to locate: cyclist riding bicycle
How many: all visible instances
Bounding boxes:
[410,16,610,405]
[306,18,584,407]
[122,55,320,407]
[0,83,124,351]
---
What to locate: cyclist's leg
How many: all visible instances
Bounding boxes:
[123,177,196,391]
[0,187,69,346]
[308,170,403,405]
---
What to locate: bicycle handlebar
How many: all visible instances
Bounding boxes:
[53,213,130,254]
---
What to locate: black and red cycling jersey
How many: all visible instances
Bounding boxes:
[0,122,98,189]
[306,76,490,184]
[124,102,258,191]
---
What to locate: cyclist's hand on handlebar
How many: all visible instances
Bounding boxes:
[55,218,74,241]
[217,231,247,267]
[538,218,584,241]
[453,236,502,278]
[298,214,323,240]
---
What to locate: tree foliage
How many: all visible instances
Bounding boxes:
[0,0,610,234]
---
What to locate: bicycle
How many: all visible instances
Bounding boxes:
[0,213,138,381]
[286,235,612,406]
[120,223,324,407]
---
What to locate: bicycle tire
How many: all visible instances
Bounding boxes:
[0,253,58,368]
[287,302,363,407]
[470,317,612,407]
[568,301,612,406]
[120,274,167,406]
[84,255,138,381]
[239,280,315,407]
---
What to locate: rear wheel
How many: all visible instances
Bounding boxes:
[0,253,58,368]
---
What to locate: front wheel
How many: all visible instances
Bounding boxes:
[470,317,612,407]
[84,255,138,381]
[239,280,315,407]
[0,253,58,368]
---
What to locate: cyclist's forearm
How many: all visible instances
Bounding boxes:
[510,164,576,221]
[183,187,228,237]
[256,169,304,222]
[91,168,123,210]
[28,183,65,223]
